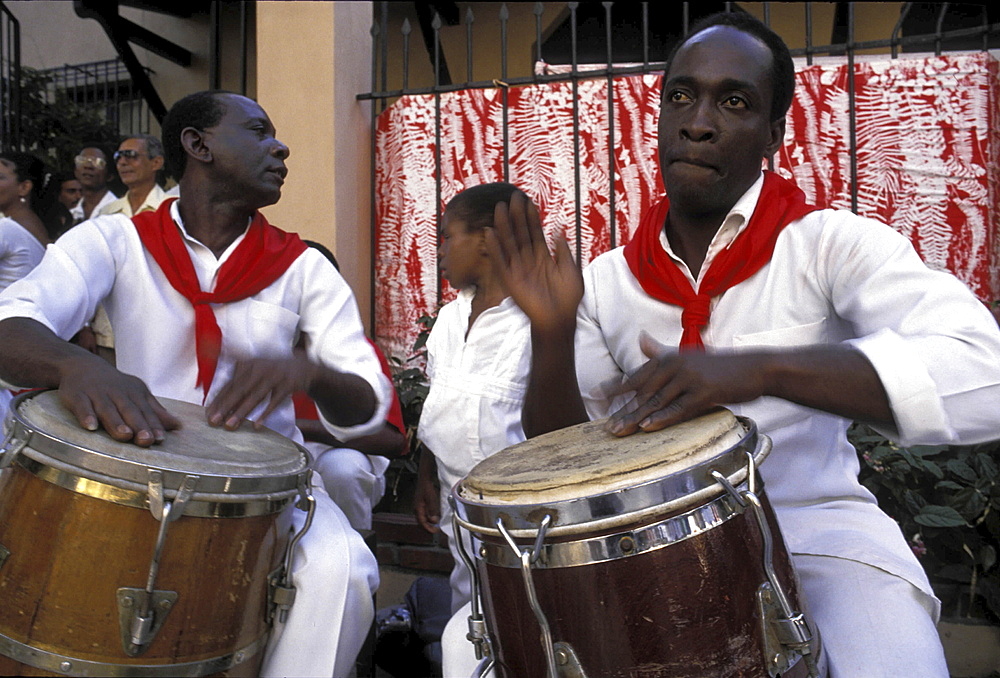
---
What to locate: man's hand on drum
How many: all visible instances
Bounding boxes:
[485,191,583,334]
[58,353,181,447]
[606,332,770,436]
[207,352,319,431]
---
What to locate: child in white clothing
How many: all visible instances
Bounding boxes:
[415,182,532,616]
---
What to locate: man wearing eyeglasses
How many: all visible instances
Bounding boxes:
[99,135,168,219]
[70,146,117,224]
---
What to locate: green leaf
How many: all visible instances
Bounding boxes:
[947,459,978,483]
[936,480,963,491]
[914,505,967,528]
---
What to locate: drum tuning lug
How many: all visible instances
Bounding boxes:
[552,642,587,677]
[59,660,72,673]
[0,543,9,572]
[116,587,179,656]
[0,429,28,469]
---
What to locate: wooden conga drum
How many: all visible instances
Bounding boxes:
[452,409,822,678]
[0,390,312,677]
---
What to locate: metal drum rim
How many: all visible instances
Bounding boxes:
[453,417,766,538]
[3,391,310,500]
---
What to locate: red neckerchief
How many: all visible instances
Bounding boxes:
[623,171,820,350]
[133,198,307,400]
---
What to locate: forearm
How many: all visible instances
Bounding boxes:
[759,345,893,426]
[0,317,102,388]
[307,366,378,428]
[522,324,589,438]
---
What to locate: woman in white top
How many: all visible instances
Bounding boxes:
[0,151,51,420]
[0,151,50,292]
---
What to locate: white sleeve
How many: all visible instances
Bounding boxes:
[296,250,390,442]
[574,263,630,421]
[0,218,119,339]
[818,211,1000,445]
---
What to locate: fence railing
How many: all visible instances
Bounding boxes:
[39,59,153,138]
[359,2,1000,326]
[0,1,20,151]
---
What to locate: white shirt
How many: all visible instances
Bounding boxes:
[98,184,169,218]
[0,217,45,294]
[0,201,389,444]
[70,189,118,224]
[576,173,1000,594]
[419,288,532,493]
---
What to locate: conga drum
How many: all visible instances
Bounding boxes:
[452,409,822,678]
[0,390,313,677]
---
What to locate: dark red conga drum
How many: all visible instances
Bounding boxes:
[0,390,311,677]
[452,409,823,678]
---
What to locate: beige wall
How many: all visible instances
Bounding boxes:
[256,1,374,330]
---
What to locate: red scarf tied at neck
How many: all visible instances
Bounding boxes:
[133,198,307,400]
[623,171,820,350]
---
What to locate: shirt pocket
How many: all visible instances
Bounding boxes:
[730,318,828,431]
[244,299,301,358]
[731,317,828,349]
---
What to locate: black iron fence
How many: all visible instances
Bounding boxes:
[0,1,19,151]
[359,1,1000,322]
[38,59,153,138]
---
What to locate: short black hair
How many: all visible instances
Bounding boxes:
[664,11,795,122]
[445,182,522,233]
[161,91,232,180]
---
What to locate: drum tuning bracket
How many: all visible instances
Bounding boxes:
[712,453,819,678]
[0,426,29,470]
[495,514,587,678]
[117,471,199,657]
[449,494,496,678]
[268,470,316,625]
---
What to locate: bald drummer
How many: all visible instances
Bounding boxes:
[471,11,1000,678]
[0,90,389,677]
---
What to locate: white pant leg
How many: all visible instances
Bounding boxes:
[441,602,485,678]
[310,443,389,532]
[260,482,379,678]
[793,554,948,678]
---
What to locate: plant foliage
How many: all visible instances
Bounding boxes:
[851,423,1000,621]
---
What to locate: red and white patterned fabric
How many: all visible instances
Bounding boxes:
[374,52,999,359]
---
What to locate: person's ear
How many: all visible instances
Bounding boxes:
[17,179,32,200]
[150,155,165,172]
[180,127,211,167]
[765,117,785,158]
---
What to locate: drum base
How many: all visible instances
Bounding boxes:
[478,493,820,678]
[0,466,289,677]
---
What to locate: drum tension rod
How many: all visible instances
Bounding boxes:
[269,470,316,625]
[449,496,495,678]
[711,453,818,678]
[496,514,587,678]
[117,470,199,657]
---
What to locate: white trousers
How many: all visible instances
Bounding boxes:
[309,442,389,532]
[260,482,379,678]
[440,554,949,678]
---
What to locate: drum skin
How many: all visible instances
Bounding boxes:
[478,491,809,678]
[0,464,291,676]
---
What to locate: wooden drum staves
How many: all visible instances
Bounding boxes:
[0,390,314,677]
[452,408,824,678]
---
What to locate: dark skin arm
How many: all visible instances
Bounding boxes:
[486,193,895,439]
[414,447,442,533]
[484,193,588,437]
[297,418,407,458]
[205,349,377,432]
[0,317,180,446]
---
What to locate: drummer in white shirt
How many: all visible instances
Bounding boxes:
[0,90,387,677]
[477,12,1000,678]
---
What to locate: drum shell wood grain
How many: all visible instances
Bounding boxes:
[478,490,812,678]
[0,463,292,676]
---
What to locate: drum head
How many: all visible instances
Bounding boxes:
[6,390,308,499]
[462,409,745,504]
[455,409,765,536]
